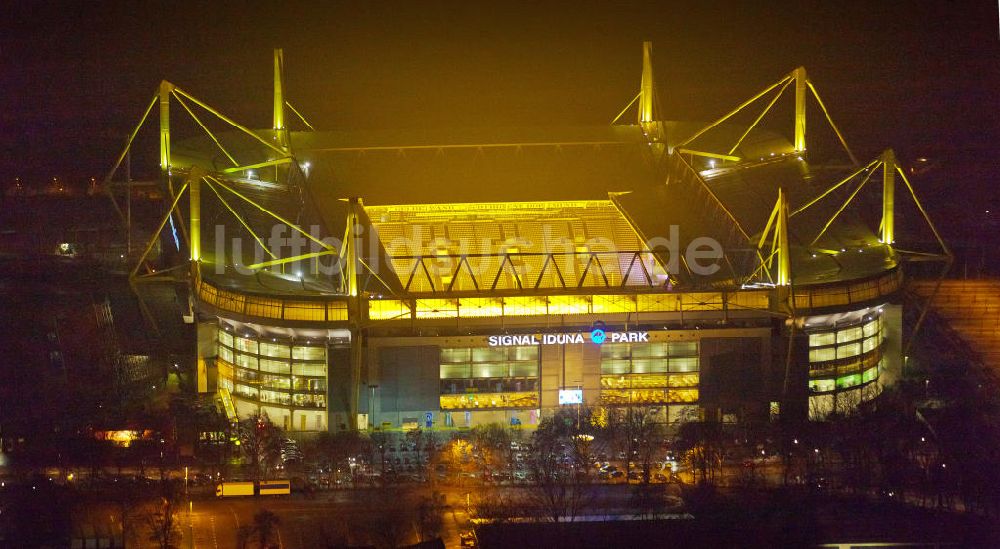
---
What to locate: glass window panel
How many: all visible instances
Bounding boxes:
[809,332,836,347]
[668,389,699,403]
[631,359,668,374]
[260,374,291,390]
[668,373,699,387]
[809,348,836,363]
[836,326,863,344]
[600,343,630,360]
[259,342,291,358]
[601,376,628,389]
[862,366,879,383]
[234,368,259,382]
[471,363,506,378]
[234,337,258,354]
[601,359,630,375]
[440,364,471,379]
[809,378,836,392]
[234,383,258,398]
[862,335,879,353]
[440,348,471,363]
[291,362,324,376]
[471,347,506,362]
[631,343,667,358]
[259,359,290,374]
[292,346,326,361]
[629,389,668,404]
[668,341,698,356]
[218,331,234,347]
[862,319,879,337]
[509,362,538,378]
[836,373,862,389]
[668,357,699,372]
[509,346,538,361]
[631,374,668,388]
[235,353,258,370]
[259,390,290,405]
[837,342,862,359]
[218,346,234,363]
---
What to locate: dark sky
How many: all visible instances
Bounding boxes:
[2,0,998,186]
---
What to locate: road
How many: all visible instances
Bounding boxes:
[131,481,684,548]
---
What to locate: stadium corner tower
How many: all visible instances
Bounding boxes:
[126,44,939,433]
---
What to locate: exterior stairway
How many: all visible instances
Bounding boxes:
[911,280,1000,367]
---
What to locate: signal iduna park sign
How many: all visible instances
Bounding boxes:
[487,329,649,347]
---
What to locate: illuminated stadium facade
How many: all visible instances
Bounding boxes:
[111,45,949,432]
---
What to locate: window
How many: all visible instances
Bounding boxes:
[472,347,505,362]
[472,363,506,378]
[235,353,258,370]
[601,360,630,375]
[809,332,835,347]
[631,359,668,374]
[601,343,631,360]
[509,362,538,377]
[669,357,699,372]
[836,373,862,389]
[862,335,880,353]
[668,341,698,356]
[219,331,234,347]
[862,319,879,337]
[836,326,864,344]
[440,364,471,379]
[234,337,258,354]
[292,345,325,361]
[259,342,291,359]
[809,348,835,362]
[510,346,538,361]
[837,342,862,359]
[260,359,291,374]
[441,348,471,363]
[809,378,835,392]
[292,362,325,377]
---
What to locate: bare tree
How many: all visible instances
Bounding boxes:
[526,429,594,522]
[143,479,182,549]
[417,491,446,542]
[471,423,511,480]
[608,406,659,482]
[238,411,284,482]
[252,509,281,548]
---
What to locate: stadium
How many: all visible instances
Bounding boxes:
[110,43,948,433]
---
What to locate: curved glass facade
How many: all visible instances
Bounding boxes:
[216,325,329,429]
[805,307,885,418]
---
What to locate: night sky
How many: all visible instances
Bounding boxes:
[2,1,998,189]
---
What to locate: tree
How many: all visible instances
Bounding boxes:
[236,525,254,549]
[471,423,511,479]
[369,430,391,478]
[608,406,659,483]
[144,479,182,549]
[417,491,446,541]
[365,485,415,548]
[252,509,281,548]
[630,482,667,519]
[675,418,724,484]
[526,427,594,522]
[238,411,284,481]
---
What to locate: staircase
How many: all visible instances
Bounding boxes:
[911,279,1000,367]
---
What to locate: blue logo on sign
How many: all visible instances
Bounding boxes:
[590,321,607,344]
